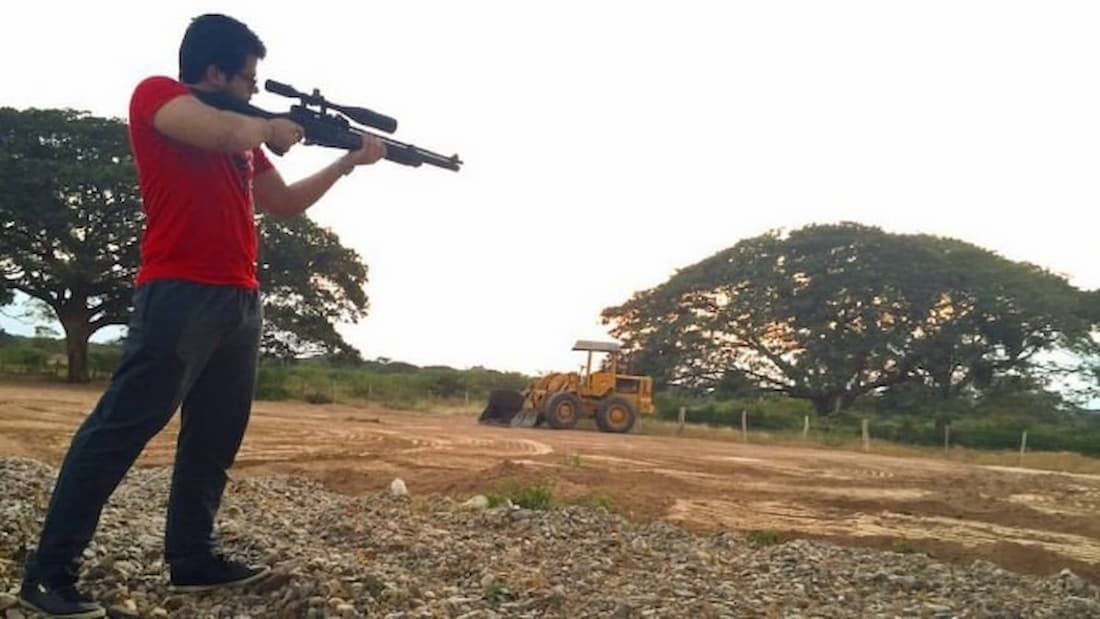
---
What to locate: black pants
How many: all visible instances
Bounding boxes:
[28,279,262,587]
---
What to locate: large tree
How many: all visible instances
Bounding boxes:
[601,223,1096,415]
[0,107,369,381]
[901,235,1091,402]
[0,108,142,382]
[257,213,368,362]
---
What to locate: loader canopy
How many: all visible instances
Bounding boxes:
[571,340,621,353]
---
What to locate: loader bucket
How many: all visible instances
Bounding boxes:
[479,390,528,426]
[510,408,541,428]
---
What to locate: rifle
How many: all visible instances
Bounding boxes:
[190,80,462,172]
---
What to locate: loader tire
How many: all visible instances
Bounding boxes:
[544,392,583,430]
[596,396,637,433]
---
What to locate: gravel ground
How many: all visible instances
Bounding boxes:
[2,457,1099,618]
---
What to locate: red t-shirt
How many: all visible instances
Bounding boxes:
[128,76,273,289]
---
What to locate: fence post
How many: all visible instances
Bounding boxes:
[944,423,951,455]
[465,390,470,405]
[741,409,748,443]
[803,415,810,440]
[677,407,686,435]
[861,418,870,452]
[1019,430,1028,467]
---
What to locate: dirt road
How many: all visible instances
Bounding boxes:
[3,383,1099,582]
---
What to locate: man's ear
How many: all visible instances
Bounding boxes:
[203,64,228,87]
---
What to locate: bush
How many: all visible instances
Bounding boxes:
[0,345,49,372]
[304,389,335,405]
[255,367,292,400]
[655,393,815,430]
[248,363,531,410]
[88,348,123,378]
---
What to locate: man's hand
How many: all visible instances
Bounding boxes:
[347,135,387,167]
[266,118,304,154]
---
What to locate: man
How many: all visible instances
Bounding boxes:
[20,14,385,618]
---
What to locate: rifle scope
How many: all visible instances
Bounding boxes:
[265,80,399,134]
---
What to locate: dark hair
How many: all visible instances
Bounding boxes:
[178,14,266,83]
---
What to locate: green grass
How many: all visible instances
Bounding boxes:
[510,482,555,510]
[891,540,919,554]
[485,479,556,510]
[482,479,617,512]
[483,580,516,604]
[744,529,783,547]
[574,491,615,512]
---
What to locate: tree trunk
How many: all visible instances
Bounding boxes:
[61,317,91,383]
[810,395,833,416]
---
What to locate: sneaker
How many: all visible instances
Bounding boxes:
[19,581,106,619]
[169,553,271,592]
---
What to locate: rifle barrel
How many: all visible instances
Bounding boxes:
[357,129,463,171]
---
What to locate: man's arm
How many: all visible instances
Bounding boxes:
[254,154,355,218]
[154,95,302,153]
[254,136,387,218]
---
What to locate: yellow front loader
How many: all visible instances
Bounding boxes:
[479,340,654,433]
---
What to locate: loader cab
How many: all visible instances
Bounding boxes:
[573,340,654,415]
[574,339,620,392]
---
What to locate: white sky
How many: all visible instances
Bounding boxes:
[2,1,1099,375]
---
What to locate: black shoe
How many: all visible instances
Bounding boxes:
[169,553,271,592]
[19,581,106,619]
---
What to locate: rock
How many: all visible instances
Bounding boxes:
[462,495,490,510]
[117,560,141,578]
[389,478,408,497]
[328,579,349,599]
[1056,568,1089,595]
[106,599,140,618]
[162,596,186,611]
[362,573,387,599]
[255,569,293,593]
